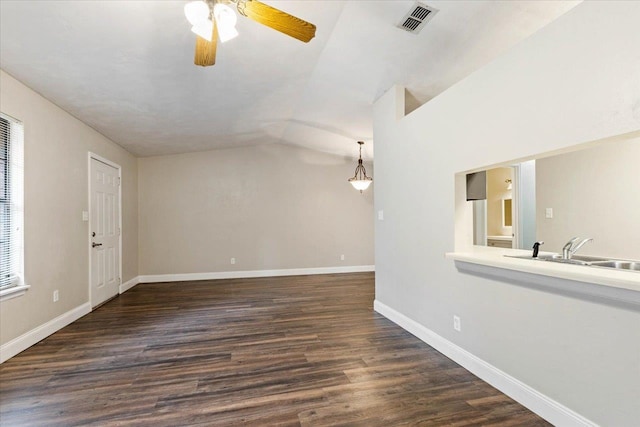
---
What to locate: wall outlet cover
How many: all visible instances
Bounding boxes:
[453,315,461,332]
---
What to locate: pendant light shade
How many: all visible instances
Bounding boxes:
[214,3,239,42]
[184,1,210,26]
[348,141,373,193]
[191,19,214,41]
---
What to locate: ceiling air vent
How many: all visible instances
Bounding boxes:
[398,2,438,34]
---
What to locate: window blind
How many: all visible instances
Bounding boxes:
[0,114,24,290]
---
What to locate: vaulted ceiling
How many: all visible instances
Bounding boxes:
[0,1,579,159]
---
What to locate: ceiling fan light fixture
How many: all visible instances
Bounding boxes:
[189,0,317,67]
[191,19,214,41]
[184,1,210,26]
[214,3,239,43]
[348,141,373,193]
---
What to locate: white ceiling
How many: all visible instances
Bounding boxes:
[0,0,579,159]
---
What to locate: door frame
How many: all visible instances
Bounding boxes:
[511,164,520,249]
[87,152,122,308]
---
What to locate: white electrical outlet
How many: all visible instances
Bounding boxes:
[82,211,89,222]
[53,290,59,302]
[545,207,553,219]
[230,257,236,265]
[377,210,384,221]
[340,254,345,261]
[453,315,461,332]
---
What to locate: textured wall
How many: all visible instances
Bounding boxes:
[138,144,374,275]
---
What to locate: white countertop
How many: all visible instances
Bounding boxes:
[487,235,513,241]
[446,246,640,293]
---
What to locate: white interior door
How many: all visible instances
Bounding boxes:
[90,157,120,307]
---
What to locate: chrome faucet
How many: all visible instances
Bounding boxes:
[562,237,593,259]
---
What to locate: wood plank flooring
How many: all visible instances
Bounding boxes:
[0,272,549,426]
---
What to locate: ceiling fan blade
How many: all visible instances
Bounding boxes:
[194,20,218,67]
[237,0,316,43]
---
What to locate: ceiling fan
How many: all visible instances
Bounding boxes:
[184,0,317,67]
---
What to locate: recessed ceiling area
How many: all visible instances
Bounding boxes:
[0,0,580,159]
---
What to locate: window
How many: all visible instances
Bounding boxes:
[0,113,25,299]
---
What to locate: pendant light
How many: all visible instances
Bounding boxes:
[348,141,373,193]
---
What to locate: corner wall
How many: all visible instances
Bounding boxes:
[373,2,640,425]
[0,70,138,348]
[138,144,374,277]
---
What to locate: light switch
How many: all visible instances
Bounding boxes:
[378,210,384,221]
[545,208,553,219]
[82,211,89,221]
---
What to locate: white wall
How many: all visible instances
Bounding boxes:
[536,137,640,260]
[373,2,640,426]
[138,144,374,276]
[0,70,138,346]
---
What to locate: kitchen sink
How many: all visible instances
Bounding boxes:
[545,258,591,266]
[505,253,640,272]
[590,261,640,271]
[565,255,610,262]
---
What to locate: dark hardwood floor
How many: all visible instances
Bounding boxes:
[0,272,549,426]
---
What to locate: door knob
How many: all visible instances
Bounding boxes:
[92,242,102,248]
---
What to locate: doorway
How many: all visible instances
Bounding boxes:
[88,154,121,308]
[471,161,536,250]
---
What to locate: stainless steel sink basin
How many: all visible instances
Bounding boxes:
[545,258,591,266]
[567,255,609,262]
[590,261,640,271]
[505,253,640,272]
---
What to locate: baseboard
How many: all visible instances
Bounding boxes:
[139,265,375,283]
[0,302,91,364]
[373,300,596,427]
[119,276,140,294]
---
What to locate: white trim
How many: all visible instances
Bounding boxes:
[88,152,122,308]
[139,265,375,283]
[0,283,30,302]
[511,164,520,248]
[373,300,597,427]
[119,276,140,294]
[0,302,91,364]
[88,152,121,170]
